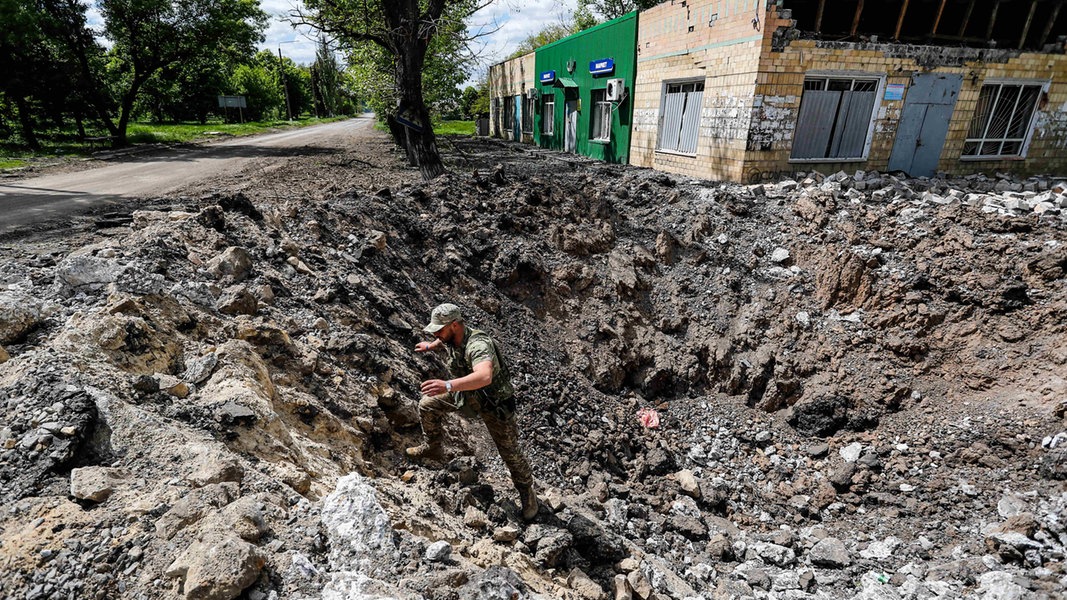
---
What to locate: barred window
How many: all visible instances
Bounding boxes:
[502,96,515,131]
[591,89,612,142]
[542,95,555,136]
[963,82,1042,158]
[522,96,534,133]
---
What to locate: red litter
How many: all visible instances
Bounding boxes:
[637,408,660,429]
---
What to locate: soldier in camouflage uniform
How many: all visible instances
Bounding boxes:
[406,303,539,520]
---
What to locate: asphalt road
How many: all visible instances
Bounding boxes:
[0,116,376,234]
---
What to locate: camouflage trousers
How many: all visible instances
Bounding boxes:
[418,393,533,488]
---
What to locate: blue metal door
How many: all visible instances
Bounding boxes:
[888,73,962,177]
[513,95,522,140]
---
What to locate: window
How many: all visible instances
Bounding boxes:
[591,89,612,142]
[502,96,515,132]
[791,76,879,160]
[963,82,1042,158]
[522,96,534,133]
[657,81,704,154]
[542,95,555,135]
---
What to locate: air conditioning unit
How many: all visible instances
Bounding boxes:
[605,78,625,101]
[525,88,538,100]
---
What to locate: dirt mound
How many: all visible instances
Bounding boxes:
[0,132,1065,600]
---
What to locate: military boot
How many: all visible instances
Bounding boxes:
[404,442,443,462]
[518,484,539,521]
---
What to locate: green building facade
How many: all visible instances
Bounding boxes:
[533,12,638,164]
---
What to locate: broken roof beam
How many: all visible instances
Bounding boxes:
[958,0,976,37]
[1019,0,1038,49]
[1040,0,1065,46]
[987,0,1001,41]
[929,0,948,37]
[851,0,865,38]
[894,0,910,40]
[814,0,826,34]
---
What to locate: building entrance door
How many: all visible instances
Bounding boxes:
[565,100,578,153]
[888,73,962,177]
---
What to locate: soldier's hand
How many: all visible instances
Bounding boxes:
[421,379,448,396]
[415,341,433,352]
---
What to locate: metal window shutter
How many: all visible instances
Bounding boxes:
[829,91,875,158]
[791,90,840,159]
[659,91,685,151]
[678,89,703,154]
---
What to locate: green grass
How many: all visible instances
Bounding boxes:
[371,119,475,136]
[0,158,27,169]
[434,120,474,135]
[126,116,348,144]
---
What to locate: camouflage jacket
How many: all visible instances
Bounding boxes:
[446,327,515,416]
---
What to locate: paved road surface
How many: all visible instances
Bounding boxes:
[0,116,376,234]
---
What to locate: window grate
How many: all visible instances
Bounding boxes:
[542,96,555,136]
[522,97,534,133]
[963,83,1041,158]
[591,89,612,142]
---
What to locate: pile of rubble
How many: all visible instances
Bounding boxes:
[0,134,1064,600]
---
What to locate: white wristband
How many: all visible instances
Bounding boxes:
[445,380,453,393]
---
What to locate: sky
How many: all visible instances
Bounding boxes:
[258,0,581,84]
[85,0,580,86]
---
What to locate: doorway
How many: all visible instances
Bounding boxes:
[888,73,962,177]
[565,100,578,153]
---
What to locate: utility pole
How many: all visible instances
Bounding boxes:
[278,47,292,121]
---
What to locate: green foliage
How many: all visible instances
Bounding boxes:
[335,3,474,122]
[88,0,268,141]
[0,0,95,148]
[460,81,489,118]
[312,37,344,117]
[231,63,283,121]
[579,0,661,21]
[506,2,600,59]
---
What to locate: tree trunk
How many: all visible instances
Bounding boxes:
[387,115,418,167]
[394,44,445,180]
[13,96,40,150]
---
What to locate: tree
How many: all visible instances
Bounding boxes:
[296,0,490,179]
[311,36,343,117]
[579,0,661,21]
[78,0,267,144]
[507,3,597,59]
[138,53,240,123]
[0,0,88,148]
[230,63,280,121]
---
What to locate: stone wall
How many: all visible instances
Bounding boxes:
[630,0,767,182]
[743,12,1067,181]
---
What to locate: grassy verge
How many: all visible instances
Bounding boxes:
[434,120,474,135]
[0,158,28,169]
[0,116,350,165]
[125,116,348,144]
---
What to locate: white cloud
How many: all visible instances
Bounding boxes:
[256,0,580,79]
[259,0,319,66]
[465,0,579,84]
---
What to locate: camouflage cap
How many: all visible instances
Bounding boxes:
[424,303,462,333]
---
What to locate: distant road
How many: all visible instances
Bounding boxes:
[0,116,375,234]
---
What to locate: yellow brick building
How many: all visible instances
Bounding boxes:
[488,52,537,143]
[630,0,1067,182]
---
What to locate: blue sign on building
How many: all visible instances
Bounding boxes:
[540,70,557,84]
[589,58,615,75]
